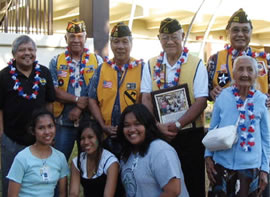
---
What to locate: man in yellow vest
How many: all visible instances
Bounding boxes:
[207,8,270,197]
[49,19,103,160]
[141,18,208,197]
[207,8,270,100]
[88,22,143,156]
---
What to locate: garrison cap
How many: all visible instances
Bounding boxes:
[111,22,132,37]
[66,19,86,33]
[159,18,182,34]
[226,8,253,30]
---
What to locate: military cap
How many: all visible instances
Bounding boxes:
[159,18,182,34]
[66,19,86,33]
[226,8,253,30]
[111,22,132,37]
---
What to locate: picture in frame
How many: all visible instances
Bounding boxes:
[151,84,193,129]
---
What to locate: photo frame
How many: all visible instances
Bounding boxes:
[151,84,193,129]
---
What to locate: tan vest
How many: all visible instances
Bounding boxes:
[53,52,98,117]
[214,49,268,93]
[97,58,143,125]
[150,54,204,129]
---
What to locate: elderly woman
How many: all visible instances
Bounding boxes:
[205,56,270,197]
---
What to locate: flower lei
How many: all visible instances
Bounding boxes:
[225,44,270,61]
[232,85,256,152]
[154,47,189,89]
[65,48,90,88]
[8,59,41,100]
[104,56,143,72]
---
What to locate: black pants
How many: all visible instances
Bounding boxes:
[171,127,205,197]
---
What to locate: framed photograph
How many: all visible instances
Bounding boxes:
[151,84,193,129]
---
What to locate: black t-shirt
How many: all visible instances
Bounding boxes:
[0,62,56,145]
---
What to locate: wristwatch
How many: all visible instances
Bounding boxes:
[175,121,182,130]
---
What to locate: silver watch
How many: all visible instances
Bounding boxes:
[175,121,181,130]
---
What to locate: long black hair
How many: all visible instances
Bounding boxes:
[76,120,104,177]
[29,108,55,134]
[117,104,164,162]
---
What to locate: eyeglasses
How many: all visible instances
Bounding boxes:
[159,35,180,42]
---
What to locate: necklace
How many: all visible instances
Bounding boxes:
[104,57,143,72]
[154,47,189,89]
[232,85,256,152]
[8,59,41,100]
[64,48,90,88]
[225,44,270,61]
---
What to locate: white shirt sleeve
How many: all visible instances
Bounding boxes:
[140,60,153,93]
[193,60,209,98]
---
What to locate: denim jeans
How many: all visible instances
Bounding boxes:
[54,124,78,161]
[1,134,26,197]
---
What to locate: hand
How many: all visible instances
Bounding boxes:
[68,107,82,121]
[210,86,223,101]
[157,122,178,141]
[102,125,118,138]
[257,171,268,196]
[265,94,270,108]
[76,96,88,110]
[205,157,217,184]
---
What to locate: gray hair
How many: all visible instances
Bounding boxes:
[231,55,259,87]
[12,35,36,56]
[110,36,133,43]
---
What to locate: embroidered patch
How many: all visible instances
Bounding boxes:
[218,73,229,87]
[126,83,136,90]
[124,90,137,105]
[257,61,267,77]
[58,79,64,87]
[220,64,227,72]
[40,78,47,85]
[103,80,112,88]
[57,70,68,78]
[59,64,68,70]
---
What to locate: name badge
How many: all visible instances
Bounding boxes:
[40,164,50,182]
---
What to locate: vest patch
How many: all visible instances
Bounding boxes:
[86,65,95,73]
[218,73,229,87]
[257,61,267,77]
[103,80,112,88]
[124,90,137,105]
[58,79,64,87]
[126,83,136,90]
[59,64,68,70]
[57,70,68,78]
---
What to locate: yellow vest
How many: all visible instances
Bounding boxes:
[214,49,268,93]
[53,52,98,117]
[150,54,204,129]
[97,58,142,125]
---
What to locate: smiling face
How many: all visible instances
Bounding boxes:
[65,32,86,54]
[123,112,146,147]
[34,115,56,146]
[159,30,184,57]
[80,127,99,155]
[110,36,132,64]
[233,57,257,88]
[13,42,36,69]
[228,22,252,51]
